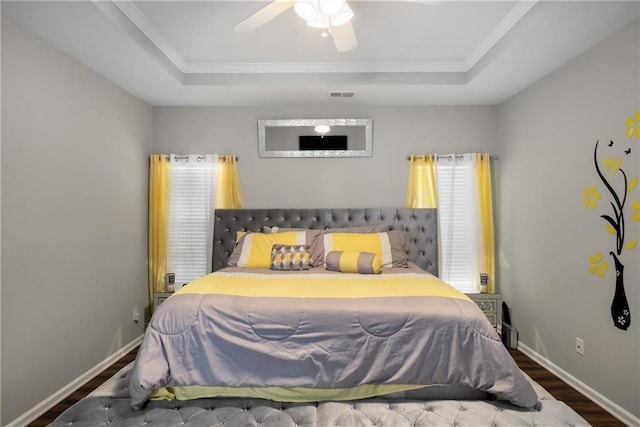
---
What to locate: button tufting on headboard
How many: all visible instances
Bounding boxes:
[212,208,439,276]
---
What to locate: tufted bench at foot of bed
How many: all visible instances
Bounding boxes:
[50,396,589,427]
[49,358,590,427]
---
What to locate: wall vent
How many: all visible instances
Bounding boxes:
[330,91,355,98]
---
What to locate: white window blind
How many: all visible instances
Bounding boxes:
[435,154,481,293]
[167,154,219,288]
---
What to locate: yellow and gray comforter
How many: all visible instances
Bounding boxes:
[130,268,538,409]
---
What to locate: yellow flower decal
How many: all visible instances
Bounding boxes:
[604,158,622,175]
[625,110,640,139]
[632,201,640,222]
[588,253,609,278]
[582,185,601,209]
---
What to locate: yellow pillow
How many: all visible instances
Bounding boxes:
[235,232,306,268]
[325,251,381,274]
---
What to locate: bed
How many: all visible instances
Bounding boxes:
[129,208,538,412]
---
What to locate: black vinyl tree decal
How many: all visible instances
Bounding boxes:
[584,111,640,330]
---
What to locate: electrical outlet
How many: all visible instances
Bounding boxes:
[132,306,140,323]
[576,337,584,355]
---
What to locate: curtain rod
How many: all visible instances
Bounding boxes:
[406,154,499,161]
[171,155,239,162]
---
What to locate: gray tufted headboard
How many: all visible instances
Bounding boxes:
[212,208,438,276]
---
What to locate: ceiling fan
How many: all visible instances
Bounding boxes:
[233,0,358,53]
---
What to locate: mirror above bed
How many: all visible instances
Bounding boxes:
[258,119,373,158]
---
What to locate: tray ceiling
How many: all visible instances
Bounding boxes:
[3,1,639,106]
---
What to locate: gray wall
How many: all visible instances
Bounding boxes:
[1,18,151,424]
[497,20,640,418]
[152,106,499,208]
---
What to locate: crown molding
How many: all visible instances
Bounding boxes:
[183,61,469,74]
[111,0,187,71]
[463,0,538,70]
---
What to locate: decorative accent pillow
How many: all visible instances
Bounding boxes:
[261,227,325,267]
[270,245,311,271]
[227,231,307,268]
[323,230,407,268]
[325,251,381,274]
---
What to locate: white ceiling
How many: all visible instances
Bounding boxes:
[3,0,639,107]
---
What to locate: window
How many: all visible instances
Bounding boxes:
[406,152,494,294]
[167,154,219,287]
[435,154,482,293]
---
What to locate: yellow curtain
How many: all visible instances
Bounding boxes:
[477,153,496,293]
[148,154,170,307]
[405,154,438,208]
[217,155,244,208]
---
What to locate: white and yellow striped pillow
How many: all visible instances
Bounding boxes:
[229,231,307,268]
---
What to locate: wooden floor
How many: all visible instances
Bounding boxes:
[30,347,624,426]
[28,348,138,427]
[508,349,625,427]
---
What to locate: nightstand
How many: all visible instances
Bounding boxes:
[467,293,502,329]
[153,292,173,311]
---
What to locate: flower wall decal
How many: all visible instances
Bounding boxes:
[632,200,640,222]
[624,110,640,139]
[583,111,639,330]
[604,158,622,175]
[588,253,609,278]
[582,185,601,209]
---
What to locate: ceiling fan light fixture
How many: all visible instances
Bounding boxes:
[234,0,358,51]
[306,10,331,28]
[294,1,317,21]
[329,2,353,27]
[319,0,345,15]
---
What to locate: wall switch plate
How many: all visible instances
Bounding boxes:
[576,337,584,355]
[132,306,140,323]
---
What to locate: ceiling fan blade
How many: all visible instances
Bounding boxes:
[233,0,294,33]
[331,21,358,53]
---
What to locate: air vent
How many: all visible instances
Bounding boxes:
[330,91,355,98]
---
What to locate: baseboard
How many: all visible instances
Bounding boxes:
[518,342,640,427]
[6,334,143,427]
